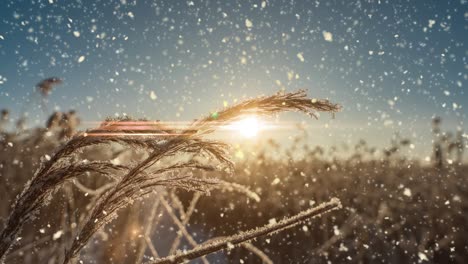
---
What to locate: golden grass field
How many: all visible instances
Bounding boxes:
[0,91,466,264]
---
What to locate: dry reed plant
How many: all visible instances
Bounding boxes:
[0,90,341,264]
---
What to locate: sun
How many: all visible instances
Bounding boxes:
[229,116,262,138]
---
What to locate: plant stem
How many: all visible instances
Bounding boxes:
[148,197,341,264]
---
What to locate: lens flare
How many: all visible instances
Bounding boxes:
[228,116,261,138]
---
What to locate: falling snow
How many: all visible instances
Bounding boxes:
[0,0,466,263]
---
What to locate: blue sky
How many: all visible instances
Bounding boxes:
[0,0,466,156]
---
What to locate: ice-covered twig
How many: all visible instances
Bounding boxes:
[134,196,161,264]
[148,198,342,264]
[168,192,201,255]
[213,180,261,202]
[158,194,209,264]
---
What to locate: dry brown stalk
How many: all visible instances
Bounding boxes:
[0,122,171,261]
[0,161,126,262]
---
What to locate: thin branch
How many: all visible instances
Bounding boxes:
[168,193,201,255]
[148,198,342,264]
[159,194,209,264]
[134,196,161,264]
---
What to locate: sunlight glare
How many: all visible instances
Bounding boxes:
[230,116,262,138]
